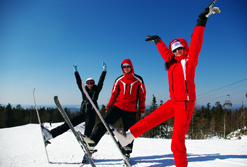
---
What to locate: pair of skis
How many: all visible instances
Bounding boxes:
[54,80,131,166]
[34,80,131,166]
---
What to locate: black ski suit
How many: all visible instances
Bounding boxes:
[50,70,106,138]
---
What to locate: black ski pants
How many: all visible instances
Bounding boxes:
[90,105,137,153]
[51,110,96,138]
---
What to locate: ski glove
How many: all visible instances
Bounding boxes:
[138,110,145,119]
[199,0,221,19]
[145,35,161,45]
[102,62,107,72]
[73,63,78,72]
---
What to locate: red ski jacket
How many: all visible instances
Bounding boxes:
[156,26,205,101]
[106,59,146,112]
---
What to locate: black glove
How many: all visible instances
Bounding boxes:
[199,0,221,19]
[145,35,161,44]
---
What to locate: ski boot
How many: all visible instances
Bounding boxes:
[84,136,96,151]
[110,125,135,147]
[42,125,53,146]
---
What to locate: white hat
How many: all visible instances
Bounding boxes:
[86,77,94,82]
[171,40,184,52]
[122,63,130,67]
[86,78,94,81]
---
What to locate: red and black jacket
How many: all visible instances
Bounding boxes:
[106,59,146,112]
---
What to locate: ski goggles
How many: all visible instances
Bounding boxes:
[86,81,94,85]
[172,47,183,53]
[122,65,131,69]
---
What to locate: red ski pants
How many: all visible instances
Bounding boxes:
[130,100,195,167]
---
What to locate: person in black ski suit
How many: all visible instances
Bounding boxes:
[42,62,107,142]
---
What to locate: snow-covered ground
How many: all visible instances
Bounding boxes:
[1,123,247,167]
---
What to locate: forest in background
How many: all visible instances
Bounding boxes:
[1,95,246,139]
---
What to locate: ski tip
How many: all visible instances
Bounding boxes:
[54,96,58,100]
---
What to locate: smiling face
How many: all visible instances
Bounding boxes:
[173,47,185,57]
[122,65,131,74]
[86,80,94,89]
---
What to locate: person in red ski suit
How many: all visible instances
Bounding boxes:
[113,1,221,167]
[86,58,146,159]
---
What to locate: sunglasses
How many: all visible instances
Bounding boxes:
[86,81,94,85]
[172,47,183,53]
[122,66,131,69]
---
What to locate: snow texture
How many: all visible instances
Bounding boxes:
[0,122,247,167]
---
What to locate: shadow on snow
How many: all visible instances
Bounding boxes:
[48,153,247,166]
[129,153,247,166]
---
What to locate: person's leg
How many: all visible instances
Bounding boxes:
[171,100,195,167]
[130,100,175,137]
[51,111,86,138]
[122,111,137,153]
[84,110,96,137]
[89,105,122,145]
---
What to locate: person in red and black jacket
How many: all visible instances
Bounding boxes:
[113,1,221,167]
[107,59,146,114]
[86,58,146,159]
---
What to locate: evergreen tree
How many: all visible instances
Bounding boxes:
[0,104,5,128]
[5,103,14,127]
[145,95,158,138]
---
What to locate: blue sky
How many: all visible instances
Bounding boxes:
[0,0,247,108]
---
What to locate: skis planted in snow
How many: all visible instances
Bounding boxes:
[81,80,131,167]
[54,96,96,167]
[33,88,50,163]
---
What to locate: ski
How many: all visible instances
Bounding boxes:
[81,80,131,167]
[33,88,50,163]
[54,96,96,167]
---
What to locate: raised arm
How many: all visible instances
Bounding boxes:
[145,35,172,62]
[97,62,107,92]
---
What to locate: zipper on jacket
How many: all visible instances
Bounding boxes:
[185,80,189,101]
[171,66,175,100]
[184,100,187,111]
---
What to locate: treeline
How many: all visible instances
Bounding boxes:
[0,103,138,131]
[139,95,247,139]
[1,98,247,140]
[0,103,120,129]
[189,103,247,139]
[0,103,77,128]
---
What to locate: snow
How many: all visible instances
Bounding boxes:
[1,123,247,167]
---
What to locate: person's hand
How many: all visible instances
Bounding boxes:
[145,35,160,42]
[103,62,107,72]
[105,106,109,113]
[199,0,221,19]
[73,63,78,72]
[138,110,145,119]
